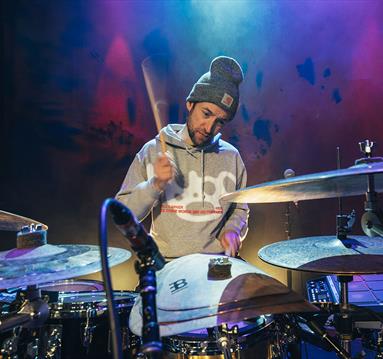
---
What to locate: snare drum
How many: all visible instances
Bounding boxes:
[162,315,276,359]
[39,279,105,292]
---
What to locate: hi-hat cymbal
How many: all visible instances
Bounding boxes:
[258,235,383,274]
[0,244,131,289]
[0,210,48,231]
[129,254,317,337]
[220,161,383,203]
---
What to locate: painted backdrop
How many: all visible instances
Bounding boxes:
[1,0,383,291]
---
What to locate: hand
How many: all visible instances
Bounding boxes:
[219,231,241,257]
[153,152,176,191]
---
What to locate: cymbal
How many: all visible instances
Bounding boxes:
[0,244,131,289]
[258,235,383,274]
[220,160,383,203]
[129,254,317,337]
[0,210,48,231]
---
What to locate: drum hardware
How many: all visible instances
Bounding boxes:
[303,316,350,359]
[359,147,383,238]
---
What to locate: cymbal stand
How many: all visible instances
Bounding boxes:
[335,206,355,358]
[357,140,383,237]
[283,168,296,290]
[285,202,293,290]
[335,275,353,358]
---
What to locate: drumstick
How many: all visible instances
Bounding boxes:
[141,60,167,154]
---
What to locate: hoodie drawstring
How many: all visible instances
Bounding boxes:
[201,149,205,207]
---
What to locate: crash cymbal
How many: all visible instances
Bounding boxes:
[0,244,131,289]
[129,254,317,337]
[220,160,383,203]
[258,235,383,274]
[0,210,48,231]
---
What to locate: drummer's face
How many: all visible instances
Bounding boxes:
[186,102,230,147]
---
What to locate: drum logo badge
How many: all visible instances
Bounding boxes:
[169,278,188,294]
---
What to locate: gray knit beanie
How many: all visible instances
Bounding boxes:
[186,56,243,120]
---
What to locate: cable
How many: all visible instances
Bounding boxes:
[99,199,123,359]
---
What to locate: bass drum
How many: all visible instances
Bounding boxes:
[162,315,278,359]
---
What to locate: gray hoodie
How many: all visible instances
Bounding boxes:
[116,124,249,258]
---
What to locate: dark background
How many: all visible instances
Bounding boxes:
[1,0,383,292]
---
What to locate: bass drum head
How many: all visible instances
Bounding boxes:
[162,315,275,359]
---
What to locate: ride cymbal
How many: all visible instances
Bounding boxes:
[258,235,383,274]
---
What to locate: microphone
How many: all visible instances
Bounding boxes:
[110,200,165,271]
[283,168,295,179]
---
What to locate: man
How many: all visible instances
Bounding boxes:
[116,56,249,259]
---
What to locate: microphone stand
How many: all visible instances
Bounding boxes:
[134,248,163,358]
[106,198,164,358]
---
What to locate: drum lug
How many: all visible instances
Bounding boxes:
[83,308,97,349]
[200,341,209,354]
[45,325,63,358]
[83,323,96,349]
[26,338,39,358]
[1,326,21,358]
[375,329,383,358]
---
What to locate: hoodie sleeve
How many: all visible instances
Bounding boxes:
[220,153,249,240]
[115,149,162,221]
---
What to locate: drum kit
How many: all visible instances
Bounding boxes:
[1,140,383,358]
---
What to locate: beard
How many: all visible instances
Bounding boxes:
[186,114,213,147]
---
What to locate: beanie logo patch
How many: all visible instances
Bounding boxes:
[221,93,234,108]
